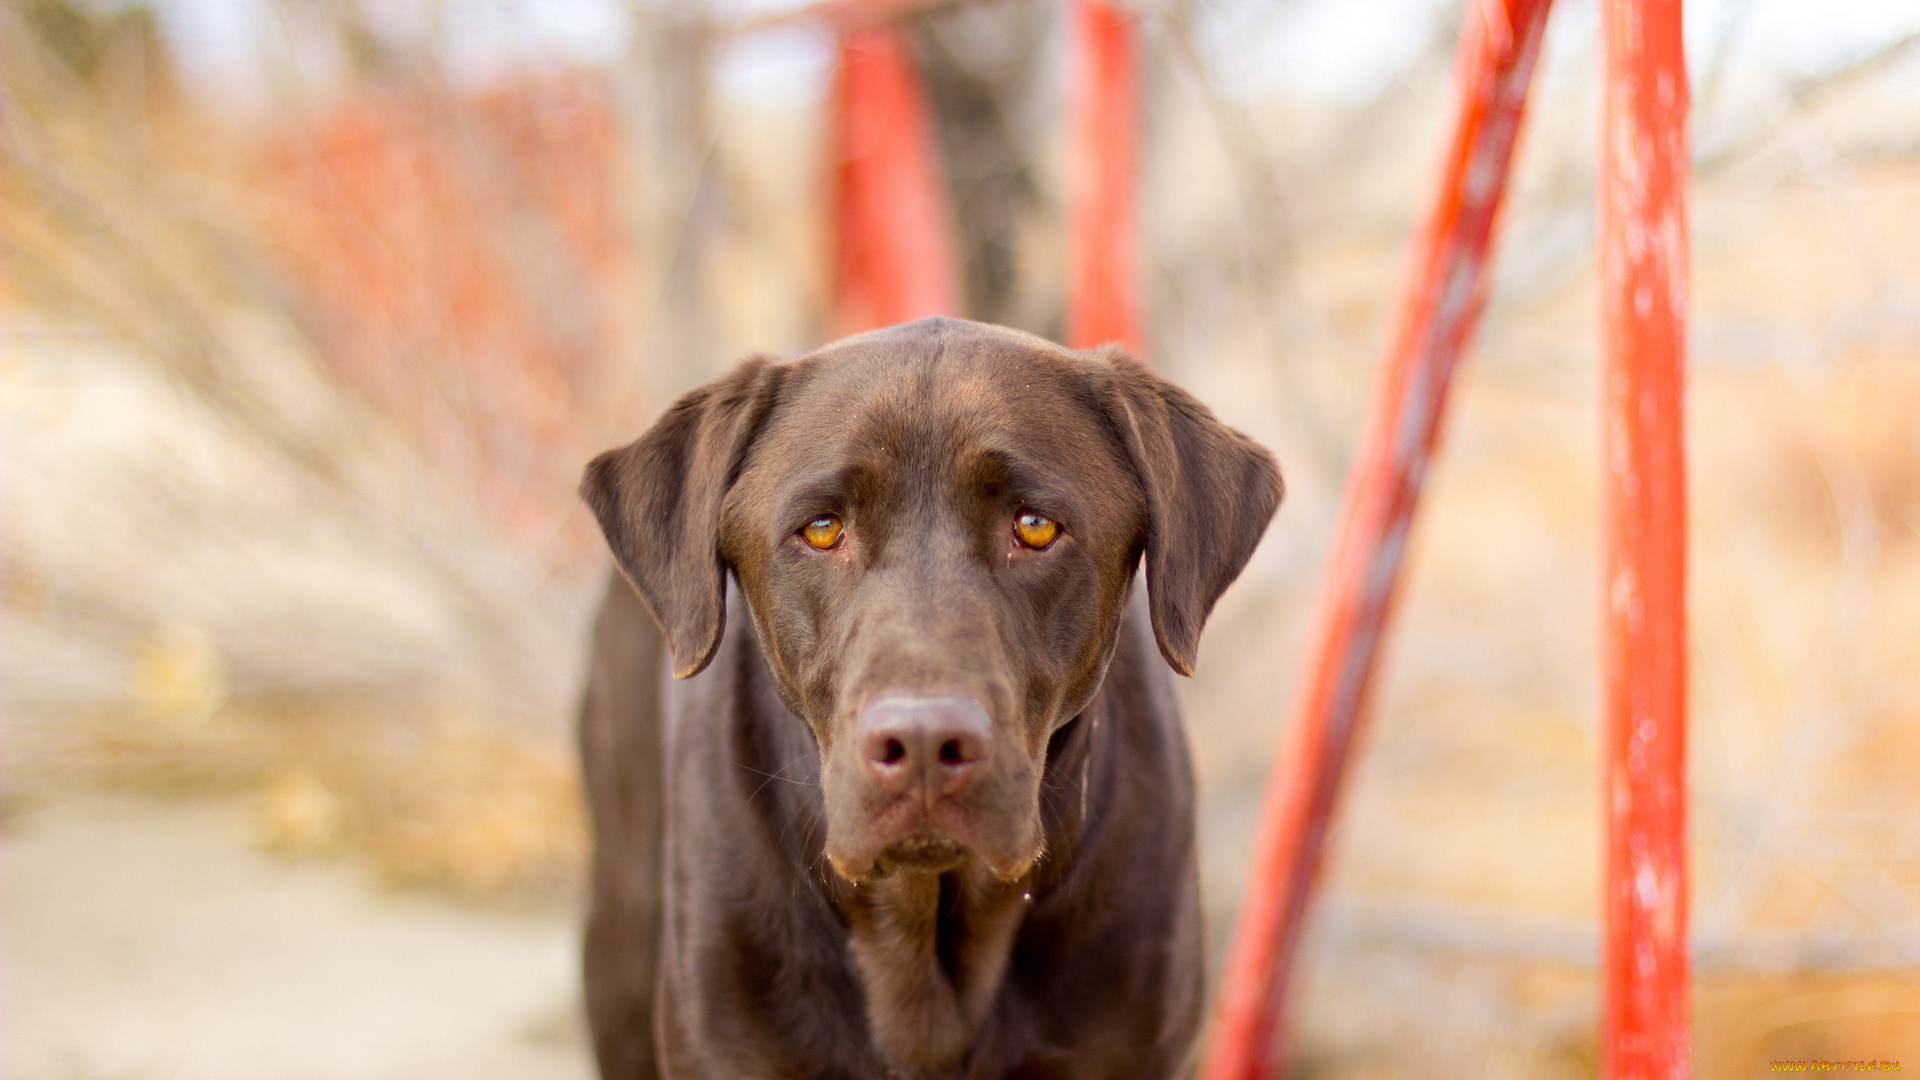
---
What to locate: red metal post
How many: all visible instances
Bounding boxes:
[1067,0,1142,353]
[1599,0,1691,1076]
[830,24,960,335]
[1197,1,1555,1076]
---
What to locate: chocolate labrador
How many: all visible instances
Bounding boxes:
[578,318,1281,1080]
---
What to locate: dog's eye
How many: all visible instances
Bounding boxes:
[1013,511,1059,550]
[801,515,844,550]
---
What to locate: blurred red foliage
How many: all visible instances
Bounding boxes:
[260,73,626,561]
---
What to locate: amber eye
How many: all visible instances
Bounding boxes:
[801,514,844,550]
[1013,511,1059,550]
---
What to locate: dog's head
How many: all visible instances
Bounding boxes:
[583,318,1280,883]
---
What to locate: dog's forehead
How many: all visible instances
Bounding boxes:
[778,318,1102,442]
[815,316,1060,357]
[794,317,1098,422]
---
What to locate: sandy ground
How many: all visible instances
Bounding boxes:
[1,794,595,1080]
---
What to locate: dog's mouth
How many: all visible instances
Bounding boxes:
[831,827,1043,885]
[826,832,968,883]
[874,834,966,875]
[820,753,1047,884]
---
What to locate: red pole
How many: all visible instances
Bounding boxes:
[1067,0,1142,353]
[829,24,960,335]
[1599,0,1691,1076]
[1197,2,1554,1076]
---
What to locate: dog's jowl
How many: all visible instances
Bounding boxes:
[578,318,1282,1080]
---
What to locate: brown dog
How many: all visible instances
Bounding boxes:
[578,318,1281,1079]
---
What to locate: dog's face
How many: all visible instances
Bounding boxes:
[713,327,1154,883]
[584,319,1280,884]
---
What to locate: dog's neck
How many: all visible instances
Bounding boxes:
[839,865,1028,1074]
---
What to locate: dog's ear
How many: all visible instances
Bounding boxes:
[581,357,784,679]
[1097,348,1283,676]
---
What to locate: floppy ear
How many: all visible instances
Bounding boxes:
[1098,349,1284,676]
[580,357,784,679]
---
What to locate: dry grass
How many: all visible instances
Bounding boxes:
[11,693,585,907]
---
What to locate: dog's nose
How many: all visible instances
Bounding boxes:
[858,695,991,799]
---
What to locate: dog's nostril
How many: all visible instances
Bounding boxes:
[858,695,993,789]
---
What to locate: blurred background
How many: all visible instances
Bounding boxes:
[3,0,1918,1077]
